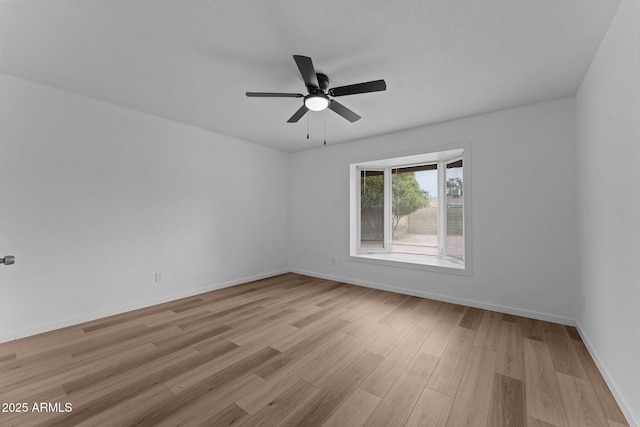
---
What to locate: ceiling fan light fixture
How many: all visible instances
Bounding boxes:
[305,94,330,111]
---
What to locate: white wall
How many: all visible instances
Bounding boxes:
[576,0,640,424]
[290,98,578,324]
[0,74,290,342]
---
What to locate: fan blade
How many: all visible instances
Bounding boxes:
[329,79,387,97]
[328,100,361,122]
[287,104,309,123]
[246,92,303,98]
[293,55,319,89]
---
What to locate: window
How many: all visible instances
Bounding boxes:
[360,170,385,250]
[350,146,470,273]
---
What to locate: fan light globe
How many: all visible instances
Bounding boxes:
[305,95,330,111]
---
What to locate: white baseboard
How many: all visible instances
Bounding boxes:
[290,268,576,326]
[0,268,289,344]
[575,322,639,427]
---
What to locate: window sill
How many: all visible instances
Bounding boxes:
[348,252,470,276]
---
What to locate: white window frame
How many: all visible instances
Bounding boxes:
[349,143,472,276]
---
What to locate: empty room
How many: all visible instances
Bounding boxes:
[0,0,638,426]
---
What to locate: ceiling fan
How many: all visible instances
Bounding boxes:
[246,55,386,123]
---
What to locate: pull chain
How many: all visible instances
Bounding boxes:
[323,110,327,145]
[306,112,309,140]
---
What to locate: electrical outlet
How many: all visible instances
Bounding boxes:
[330,258,336,266]
[155,272,162,283]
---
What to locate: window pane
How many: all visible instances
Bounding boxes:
[391,166,438,255]
[360,170,385,250]
[446,160,464,260]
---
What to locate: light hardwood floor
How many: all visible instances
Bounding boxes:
[0,273,629,426]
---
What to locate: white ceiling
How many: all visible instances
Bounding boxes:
[0,0,620,152]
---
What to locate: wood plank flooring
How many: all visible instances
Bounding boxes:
[0,273,629,426]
